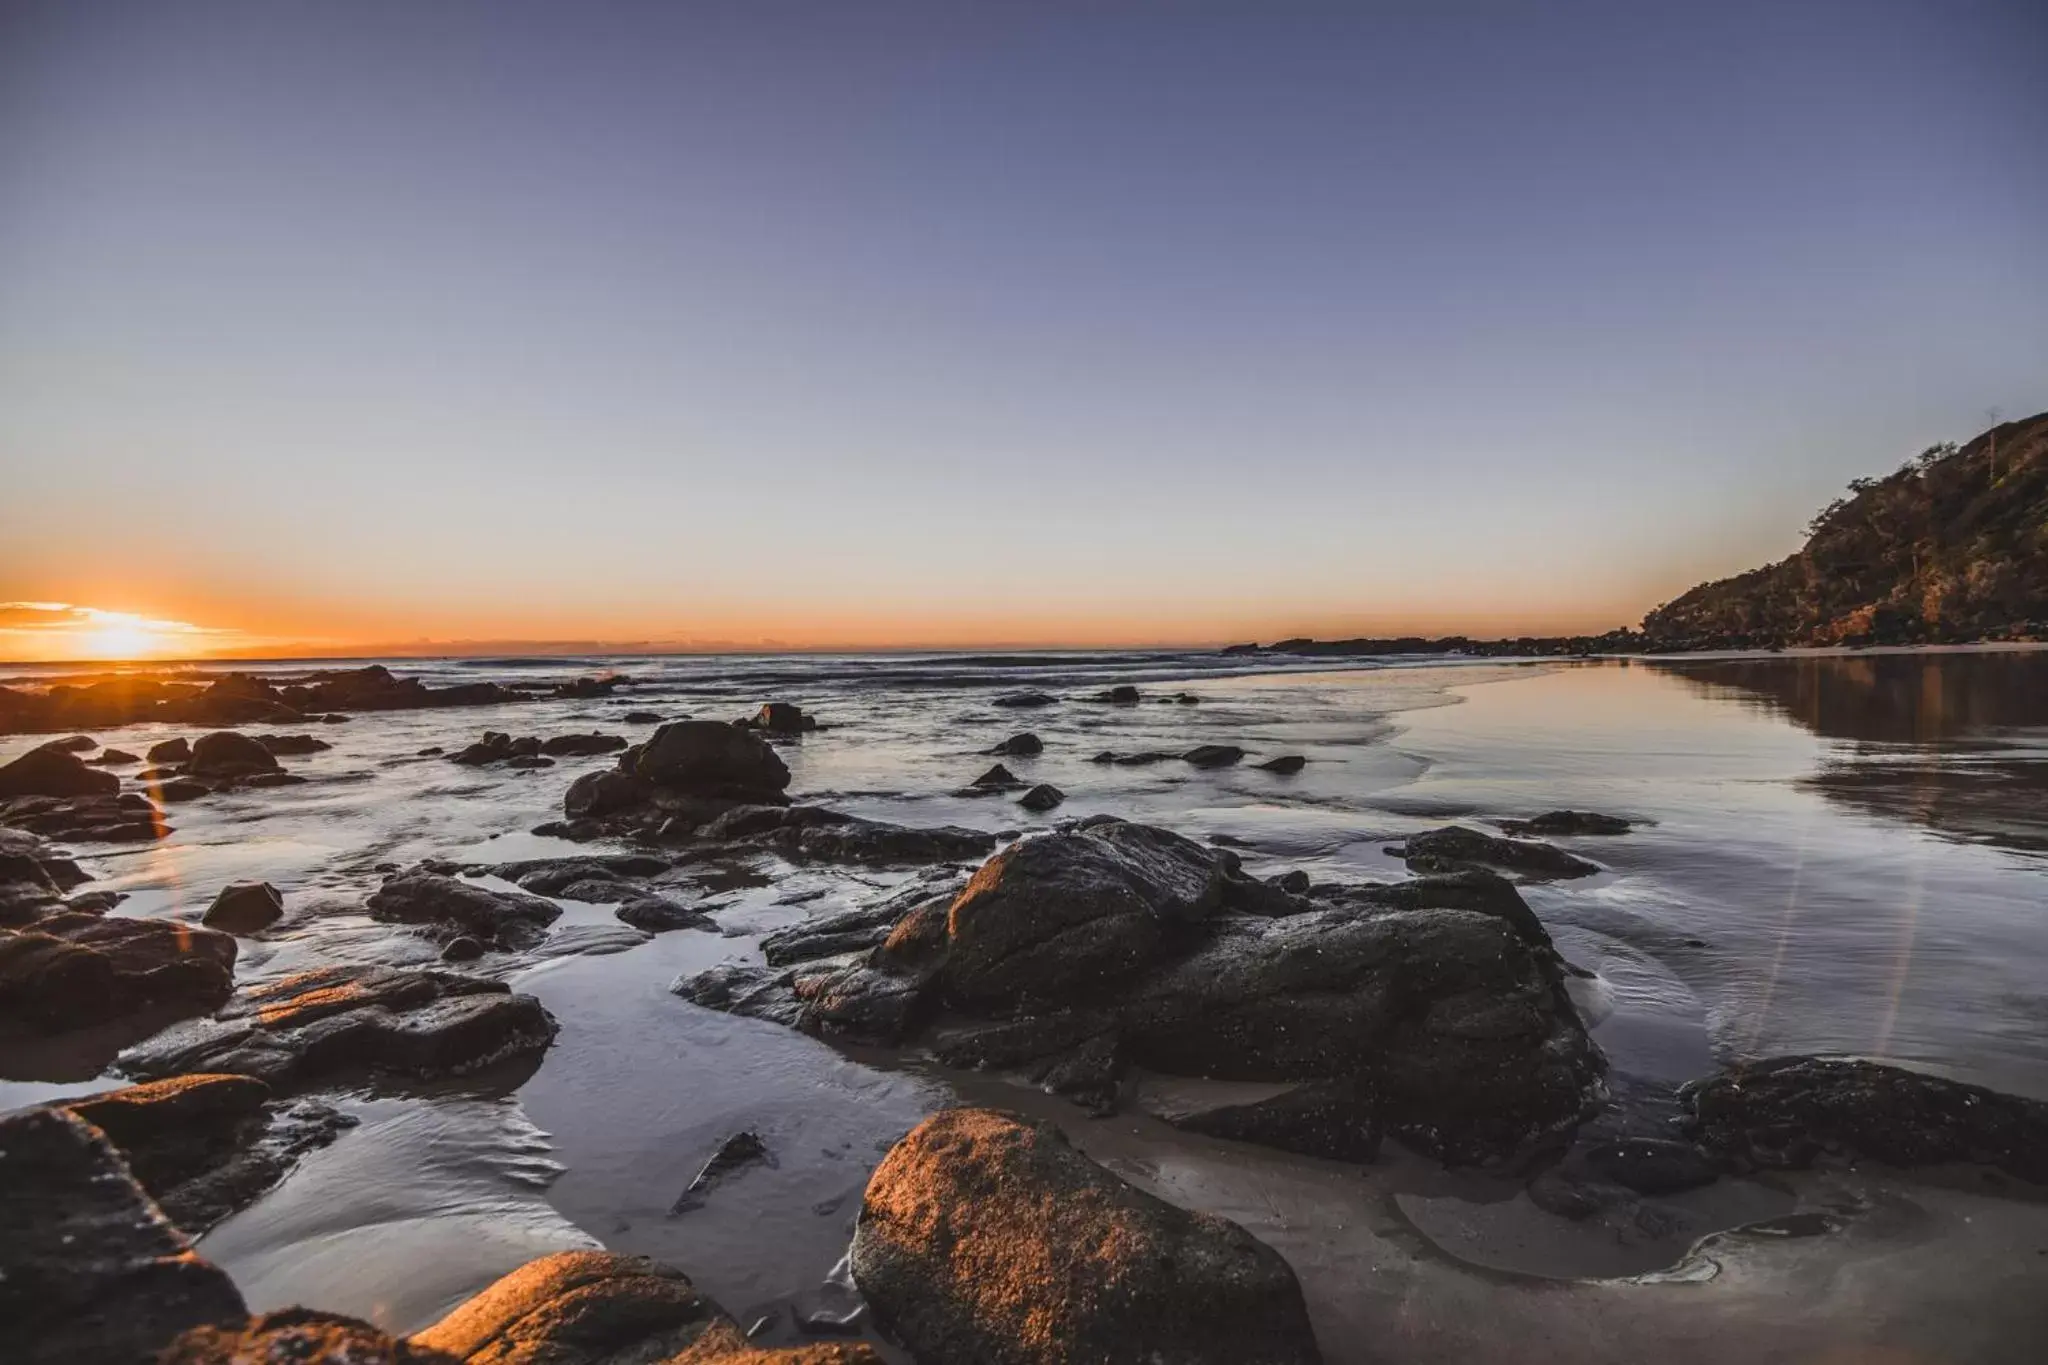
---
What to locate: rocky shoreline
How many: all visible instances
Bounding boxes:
[4,666,2047,1362]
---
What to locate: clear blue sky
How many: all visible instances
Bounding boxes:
[1,0,2043,654]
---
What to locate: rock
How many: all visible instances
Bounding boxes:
[291,663,518,714]
[991,691,1056,709]
[744,701,817,735]
[1584,1137,1719,1194]
[1272,869,1311,894]
[964,763,1026,792]
[0,912,236,1036]
[1096,750,1177,766]
[0,826,85,925]
[0,1107,247,1365]
[940,823,1227,1008]
[441,936,486,963]
[622,709,665,724]
[760,875,966,967]
[66,889,127,913]
[201,881,284,935]
[489,854,670,894]
[0,745,120,798]
[553,675,621,700]
[56,1073,352,1235]
[851,1109,1321,1365]
[1499,810,1635,836]
[0,790,168,840]
[540,732,629,757]
[163,1311,447,1365]
[47,733,98,751]
[1256,755,1306,775]
[120,964,558,1088]
[147,737,193,763]
[1182,744,1246,769]
[451,731,523,765]
[637,720,792,801]
[1680,1056,2048,1183]
[616,898,716,933]
[671,1130,772,1212]
[506,754,555,769]
[186,731,282,780]
[1385,825,1599,880]
[703,806,995,867]
[987,732,1042,757]
[1094,685,1142,704]
[159,779,211,802]
[1017,783,1064,812]
[256,733,331,756]
[367,872,562,949]
[89,747,142,765]
[1146,1079,1383,1162]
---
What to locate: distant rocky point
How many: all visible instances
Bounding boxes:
[1228,410,2047,658]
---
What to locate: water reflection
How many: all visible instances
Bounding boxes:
[1649,650,2048,853]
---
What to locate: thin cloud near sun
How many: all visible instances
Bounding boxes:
[0,601,242,661]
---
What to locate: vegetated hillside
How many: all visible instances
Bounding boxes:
[1642,412,2048,648]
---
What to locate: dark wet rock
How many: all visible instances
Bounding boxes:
[488,853,671,895]
[186,730,283,780]
[148,737,193,763]
[1093,684,1142,704]
[417,745,445,757]
[1017,783,1064,812]
[1182,744,1246,769]
[1384,824,1599,880]
[441,936,486,963]
[0,744,120,798]
[158,778,211,802]
[709,806,995,867]
[47,733,98,752]
[851,1108,1321,1365]
[367,872,563,949]
[0,826,85,925]
[0,912,236,1036]
[291,663,519,714]
[89,746,142,765]
[256,733,331,756]
[616,897,716,933]
[201,880,284,935]
[761,875,966,967]
[506,754,555,770]
[163,1310,448,1365]
[963,762,1026,793]
[742,701,819,735]
[56,1073,353,1235]
[1095,750,1178,766]
[986,731,1042,757]
[940,822,1227,1008]
[1310,867,1555,951]
[121,964,558,1087]
[0,1107,247,1365]
[1148,1080,1384,1163]
[1681,1056,2048,1183]
[623,709,665,724]
[1272,869,1311,894]
[66,888,127,913]
[638,719,792,801]
[540,731,629,757]
[1499,809,1636,836]
[451,731,524,765]
[0,790,166,840]
[672,1131,773,1213]
[1584,1137,1719,1194]
[553,675,621,700]
[1256,754,1306,775]
[992,690,1056,709]
[531,923,651,959]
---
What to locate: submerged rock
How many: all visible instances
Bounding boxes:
[671,1130,772,1213]
[1256,755,1307,775]
[201,881,284,935]
[851,1108,1321,1365]
[120,964,558,1087]
[539,731,629,757]
[1182,744,1246,769]
[1498,809,1636,836]
[987,732,1043,757]
[1385,824,1600,880]
[367,871,563,949]
[1093,684,1142,704]
[616,897,716,933]
[991,690,1056,709]
[1681,1056,2048,1183]
[1,1107,246,1365]
[0,912,236,1036]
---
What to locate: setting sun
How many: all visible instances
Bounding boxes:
[75,612,167,659]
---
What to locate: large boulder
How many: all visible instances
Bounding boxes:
[186,731,282,780]
[164,1311,450,1365]
[0,826,86,925]
[0,912,237,1036]
[940,823,1226,1007]
[120,964,558,1088]
[367,872,563,949]
[1,1107,246,1365]
[201,881,284,935]
[0,745,120,798]
[635,720,791,801]
[0,790,167,841]
[1681,1056,2048,1183]
[850,1109,1321,1365]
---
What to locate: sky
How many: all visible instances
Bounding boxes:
[2,0,2044,660]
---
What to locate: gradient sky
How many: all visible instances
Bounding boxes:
[2,0,2044,658]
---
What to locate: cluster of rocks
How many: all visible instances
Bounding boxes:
[2,743,171,840]
[545,720,994,866]
[1385,824,1602,880]
[678,816,1607,1161]
[448,729,628,768]
[1088,745,1304,773]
